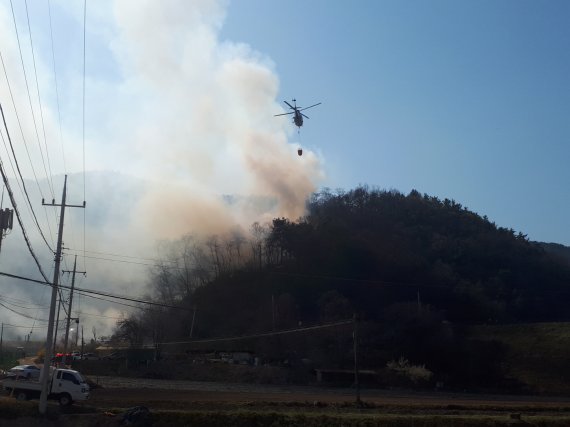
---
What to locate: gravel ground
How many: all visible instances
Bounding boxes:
[85,376,570,409]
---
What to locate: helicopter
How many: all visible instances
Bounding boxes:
[274,99,321,129]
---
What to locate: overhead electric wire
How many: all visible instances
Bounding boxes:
[0,152,50,283]
[0,294,44,306]
[0,271,191,311]
[67,253,185,270]
[0,297,47,311]
[157,319,353,346]
[75,310,124,320]
[24,0,55,196]
[74,290,159,312]
[68,248,178,264]
[0,101,54,252]
[8,0,55,199]
[0,48,57,247]
[0,300,50,322]
[47,0,78,253]
[47,0,66,172]
[1,323,49,329]
[82,0,87,272]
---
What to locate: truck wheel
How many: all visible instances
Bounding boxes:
[16,391,28,401]
[59,393,72,406]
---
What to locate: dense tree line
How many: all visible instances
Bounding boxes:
[112,187,570,388]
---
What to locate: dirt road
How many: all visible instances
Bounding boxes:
[85,376,570,412]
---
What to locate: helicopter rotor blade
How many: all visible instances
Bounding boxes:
[283,101,295,110]
[299,102,321,111]
[274,112,295,117]
[301,113,310,119]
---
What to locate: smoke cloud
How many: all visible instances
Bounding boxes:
[0,0,323,336]
[108,0,323,239]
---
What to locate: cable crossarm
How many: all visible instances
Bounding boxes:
[0,102,54,252]
[156,319,354,346]
[0,161,50,283]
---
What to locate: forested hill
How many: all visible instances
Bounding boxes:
[189,187,570,333]
[281,188,570,319]
[113,187,570,386]
[117,187,570,348]
[540,242,570,266]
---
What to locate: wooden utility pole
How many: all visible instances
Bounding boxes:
[62,255,86,364]
[53,296,62,357]
[353,313,361,405]
[189,306,197,338]
[39,175,85,415]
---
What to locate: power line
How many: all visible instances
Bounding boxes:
[1,323,49,329]
[157,319,353,346]
[46,0,78,255]
[66,253,185,270]
[0,101,54,252]
[75,291,159,312]
[0,297,47,311]
[0,300,50,322]
[8,0,54,199]
[75,310,124,320]
[82,0,87,273]
[68,248,178,264]
[24,0,55,196]
[47,0,66,172]
[0,271,191,311]
[0,154,50,283]
[0,51,58,248]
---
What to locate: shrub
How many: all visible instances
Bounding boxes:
[386,357,433,383]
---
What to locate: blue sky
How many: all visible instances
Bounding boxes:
[2,0,570,246]
[1,0,569,336]
[221,0,570,244]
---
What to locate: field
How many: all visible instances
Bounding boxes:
[4,322,570,425]
[470,322,570,394]
[4,375,570,426]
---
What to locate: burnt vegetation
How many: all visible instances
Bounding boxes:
[112,187,570,389]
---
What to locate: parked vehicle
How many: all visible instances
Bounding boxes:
[102,351,124,360]
[1,368,89,406]
[8,365,41,380]
[81,353,99,360]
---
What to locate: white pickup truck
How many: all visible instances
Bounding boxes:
[2,368,90,406]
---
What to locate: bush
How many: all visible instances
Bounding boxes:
[35,348,46,364]
[386,357,433,384]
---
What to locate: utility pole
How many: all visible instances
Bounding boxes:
[0,207,13,254]
[53,295,62,357]
[0,322,3,362]
[62,255,86,365]
[271,295,276,331]
[189,306,197,338]
[353,313,361,405]
[81,326,84,356]
[39,175,85,415]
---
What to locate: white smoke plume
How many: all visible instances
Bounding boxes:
[0,0,323,337]
[107,0,324,239]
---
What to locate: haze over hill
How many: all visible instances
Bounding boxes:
[3,171,569,343]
